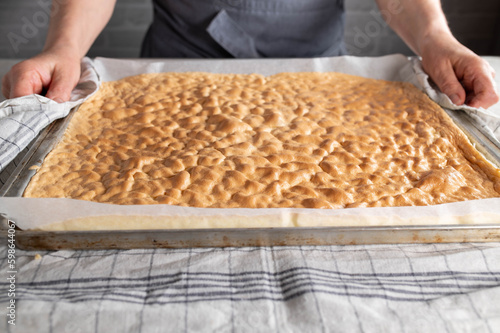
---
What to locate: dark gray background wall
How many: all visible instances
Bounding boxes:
[1,0,499,59]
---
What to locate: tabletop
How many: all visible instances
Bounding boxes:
[1,57,500,333]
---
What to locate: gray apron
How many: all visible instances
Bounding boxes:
[141,0,346,58]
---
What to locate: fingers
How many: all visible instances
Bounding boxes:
[2,62,45,99]
[45,63,81,103]
[465,77,499,109]
[424,59,466,106]
[462,60,499,109]
[1,55,81,103]
[9,71,44,99]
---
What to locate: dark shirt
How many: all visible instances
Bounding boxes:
[141,0,346,58]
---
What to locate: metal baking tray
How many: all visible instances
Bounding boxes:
[1,107,500,250]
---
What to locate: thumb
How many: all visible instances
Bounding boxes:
[45,64,80,103]
[426,61,466,106]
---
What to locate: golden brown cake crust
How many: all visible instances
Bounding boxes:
[23,72,500,208]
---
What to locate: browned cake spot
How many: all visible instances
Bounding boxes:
[23,72,500,208]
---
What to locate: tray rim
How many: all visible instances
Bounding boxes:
[2,223,500,250]
[3,222,500,235]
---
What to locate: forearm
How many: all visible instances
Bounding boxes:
[374,0,456,55]
[43,0,117,58]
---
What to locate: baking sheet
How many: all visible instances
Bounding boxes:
[1,54,500,233]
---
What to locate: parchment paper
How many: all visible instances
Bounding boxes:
[1,54,500,230]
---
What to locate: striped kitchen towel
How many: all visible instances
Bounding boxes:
[0,57,99,172]
[0,242,499,332]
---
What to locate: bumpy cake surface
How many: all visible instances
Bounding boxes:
[23,72,500,208]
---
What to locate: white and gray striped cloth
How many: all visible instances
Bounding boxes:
[0,58,99,173]
[0,242,499,332]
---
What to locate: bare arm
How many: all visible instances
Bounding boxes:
[375,0,498,109]
[2,0,116,101]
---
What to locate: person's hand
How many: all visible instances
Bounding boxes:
[2,47,81,102]
[420,33,499,109]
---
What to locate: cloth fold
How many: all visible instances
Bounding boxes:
[0,57,100,171]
